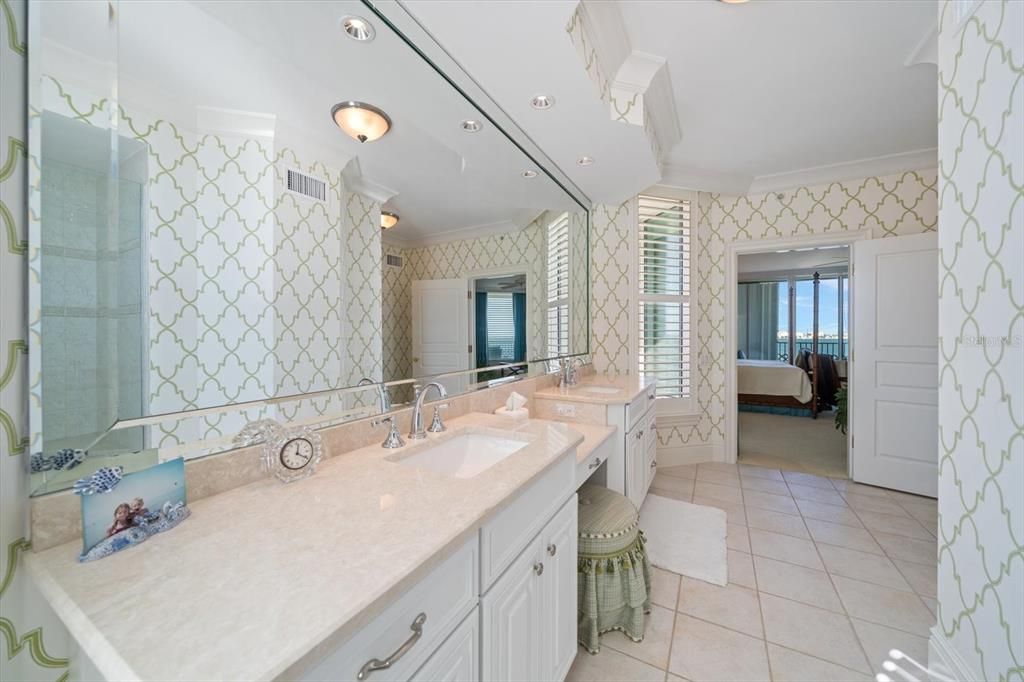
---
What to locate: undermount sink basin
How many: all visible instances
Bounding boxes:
[389,432,528,478]
[581,385,620,395]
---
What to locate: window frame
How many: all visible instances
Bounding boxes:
[632,187,697,416]
[546,212,570,359]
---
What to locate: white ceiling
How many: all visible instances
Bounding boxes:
[38,0,579,245]
[406,0,938,200]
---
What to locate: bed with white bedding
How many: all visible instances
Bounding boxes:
[737,359,813,404]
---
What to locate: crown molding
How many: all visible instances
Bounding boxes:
[905,20,938,67]
[658,163,753,195]
[746,148,938,195]
[341,158,399,204]
[382,219,524,249]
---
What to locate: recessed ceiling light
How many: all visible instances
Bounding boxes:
[521,170,538,178]
[331,101,391,143]
[381,211,399,229]
[341,16,375,41]
[576,156,594,166]
[530,94,555,110]
[461,119,482,133]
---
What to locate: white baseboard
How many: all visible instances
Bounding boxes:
[657,442,724,467]
[928,626,978,682]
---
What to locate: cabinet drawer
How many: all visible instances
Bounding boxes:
[410,607,479,682]
[625,384,657,432]
[480,454,574,590]
[575,433,614,487]
[301,538,478,682]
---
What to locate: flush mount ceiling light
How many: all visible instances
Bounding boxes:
[341,16,375,41]
[521,170,538,178]
[331,101,391,143]
[576,156,595,166]
[461,119,482,133]
[530,94,555,110]
[719,0,749,4]
[380,211,399,229]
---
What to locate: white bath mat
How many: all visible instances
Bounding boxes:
[639,494,728,586]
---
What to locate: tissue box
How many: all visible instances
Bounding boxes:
[494,406,530,420]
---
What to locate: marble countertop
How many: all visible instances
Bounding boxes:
[26,414,583,682]
[567,423,616,462]
[535,374,657,405]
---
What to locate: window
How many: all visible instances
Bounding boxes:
[638,193,692,408]
[738,273,849,363]
[547,213,569,357]
[485,293,516,363]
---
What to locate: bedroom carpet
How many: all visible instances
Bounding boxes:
[738,410,847,478]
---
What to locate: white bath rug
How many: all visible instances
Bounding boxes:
[639,494,728,586]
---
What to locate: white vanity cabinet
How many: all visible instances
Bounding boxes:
[300,452,579,682]
[481,495,578,682]
[608,387,658,510]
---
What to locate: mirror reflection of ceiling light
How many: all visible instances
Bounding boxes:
[341,16,375,41]
[576,156,595,166]
[530,94,555,110]
[461,120,482,133]
[381,211,399,229]
[331,101,391,143]
[521,170,538,178]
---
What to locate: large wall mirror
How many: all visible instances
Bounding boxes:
[28,0,589,495]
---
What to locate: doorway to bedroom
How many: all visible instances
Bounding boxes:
[734,246,850,477]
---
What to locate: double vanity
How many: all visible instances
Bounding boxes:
[26,373,661,682]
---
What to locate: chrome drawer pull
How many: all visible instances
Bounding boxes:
[534,561,544,576]
[357,613,427,680]
[547,543,557,556]
[588,456,603,470]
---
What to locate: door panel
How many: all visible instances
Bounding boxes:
[543,496,578,681]
[411,278,469,394]
[481,539,541,682]
[852,233,939,497]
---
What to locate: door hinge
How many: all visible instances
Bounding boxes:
[851,435,855,448]
[467,291,472,299]
[468,344,473,353]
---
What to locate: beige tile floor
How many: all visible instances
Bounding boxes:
[567,462,938,682]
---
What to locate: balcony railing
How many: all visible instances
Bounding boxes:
[775,339,845,362]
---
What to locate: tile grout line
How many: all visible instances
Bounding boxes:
[837,491,939,621]
[788,475,878,676]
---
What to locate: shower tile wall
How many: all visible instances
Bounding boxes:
[39,159,143,450]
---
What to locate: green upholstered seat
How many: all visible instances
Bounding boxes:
[577,484,652,654]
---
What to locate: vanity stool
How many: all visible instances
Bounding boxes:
[576,483,652,654]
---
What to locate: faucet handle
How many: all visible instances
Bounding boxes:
[427,404,449,433]
[371,415,405,449]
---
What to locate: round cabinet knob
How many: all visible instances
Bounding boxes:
[547,543,557,556]
[533,562,544,576]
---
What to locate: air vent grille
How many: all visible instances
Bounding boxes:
[385,254,403,268]
[286,169,326,201]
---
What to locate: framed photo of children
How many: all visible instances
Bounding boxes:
[79,458,190,562]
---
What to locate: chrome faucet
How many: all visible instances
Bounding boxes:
[371,415,405,449]
[409,382,448,440]
[357,377,391,413]
[558,358,583,388]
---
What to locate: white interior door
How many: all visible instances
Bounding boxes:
[411,279,470,394]
[851,232,938,497]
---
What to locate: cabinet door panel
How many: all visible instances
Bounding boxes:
[543,496,579,681]
[411,608,479,682]
[481,539,542,682]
